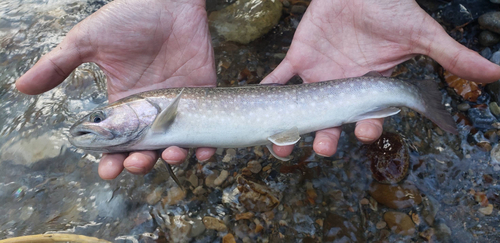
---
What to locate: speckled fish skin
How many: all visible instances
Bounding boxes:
[69,76,457,153]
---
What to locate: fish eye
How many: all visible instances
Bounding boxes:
[89,111,105,123]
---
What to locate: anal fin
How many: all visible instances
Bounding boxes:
[347,107,400,123]
[268,127,300,146]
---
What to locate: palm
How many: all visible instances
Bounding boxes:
[75,0,216,101]
[263,0,500,158]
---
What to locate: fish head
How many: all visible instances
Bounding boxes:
[69,103,141,151]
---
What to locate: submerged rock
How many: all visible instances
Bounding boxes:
[479,11,500,34]
[209,0,282,44]
[479,30,500,46]
[237,176,279,212]
[384,212,416,236]
[322,213,364,242]
[369,181,422,209]
[366,132,410,184]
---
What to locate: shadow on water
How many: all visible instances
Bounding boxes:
[1,0,499,242]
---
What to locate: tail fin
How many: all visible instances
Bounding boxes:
[410,79,458,134]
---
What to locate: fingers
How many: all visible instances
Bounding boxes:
[261,59,296,84]
[16,34,88,94]
[272,144,295,158]
[423,24,500,83]
[123,151,158,174]
[162,146,189,165]
[99,153,127,180]
[355,118,384,143]
[313,127,342,157]
[195,147,216,162]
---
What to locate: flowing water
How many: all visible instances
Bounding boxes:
[1,0,499,242]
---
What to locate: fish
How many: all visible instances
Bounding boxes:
[69,72,457,161]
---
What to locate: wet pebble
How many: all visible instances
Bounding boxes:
[481,47,493,59]
[167,215,192,242]
[468,107,497,130]
[205,171,219,188]
[479,30,500,46]
[435,223,451,242]
[323,213,363,242]
[457,102,471,112]
[214,170,229,186]
[376,221,387,229]
[188,173,198,187]
[162,187,186,206]
[369,181,422,209]
[208,189,223,204]
[223,233,236,243]
[247,160,262,173]
[384,212,416,236]
[479,12,500,34]
[237,177,279,212]
[478,204,494,215]
[209,0,283,44]
[490,102,500,117]
[490,144,500,164]
[491,51,500,65]
[189,218,206,238]
[146,187,163,205]
[366,132,409,184]
[193,186,207,196]
[422,195,440,226]
[222,149,236,163]
[203,216,228,232]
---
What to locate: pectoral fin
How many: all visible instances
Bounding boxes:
[268,127,300,146]
[362,71,382,77]
[266,144,291,161]
[347,107,401,123]
[151,89,184,133]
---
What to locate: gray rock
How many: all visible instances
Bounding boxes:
[490,102,500,116]
[479,30,500,46]
[479,12,500,34]
[457,102,471,112]
[490,51,500,65]
[481,47,492,59]
[491,0,500,4]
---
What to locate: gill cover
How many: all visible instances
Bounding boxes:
[69,103,141,150]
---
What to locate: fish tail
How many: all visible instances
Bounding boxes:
[409,79,458,134]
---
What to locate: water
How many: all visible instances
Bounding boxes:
[1,0,499,242]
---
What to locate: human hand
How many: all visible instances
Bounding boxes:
[262,0,500,158]
[15,0,217,179]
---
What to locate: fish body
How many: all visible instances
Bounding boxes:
[69,76,457,153]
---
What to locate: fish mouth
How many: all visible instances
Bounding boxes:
[69,124,115,140]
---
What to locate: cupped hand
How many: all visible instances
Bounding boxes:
[15,0,217,179]
[262,0,500,158]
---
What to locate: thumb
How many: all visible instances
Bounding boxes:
[261,58,296,84]
[424,25,500,83]
[16,33,88,95]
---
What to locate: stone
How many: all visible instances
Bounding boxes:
[247,160,262,173]
[214,170,229,186]
[479,12,500,34]
[490,51,500,65]
[237,177,280,212]
[422,195,440,226]
[222,149,236,163]
[490,144,500,164]
[384,212,416,236]
[205,171,219,188]
[223,233,236,243]
[479,30,500,46]
[203,216,228,232]
[369,181,422,209]
[323,213,364,242]
[457,102,470,112]
[146,187,163,205]
[162,187,186,206]
[189,218,206,238]
[481,47,492,59]
[493,0,500,4]
[209,0,282,44]
[376,221,387,229]
[490,102,500,117]
[478,204,494,215]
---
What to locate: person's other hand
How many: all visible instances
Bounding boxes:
[262,0,500,158]
[16,0,217,179]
